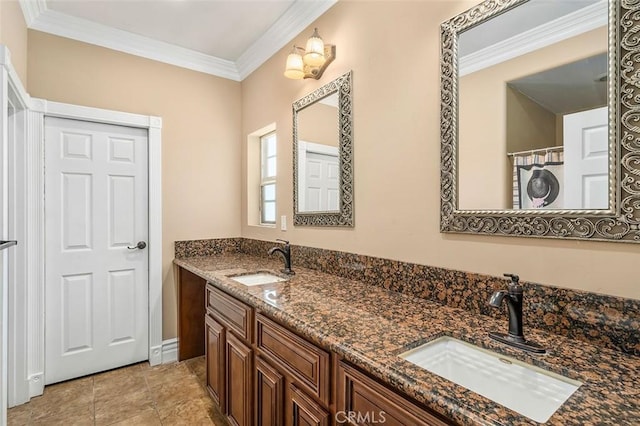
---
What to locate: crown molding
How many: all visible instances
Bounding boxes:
[18,0,47,27]
[28,9,241,80]
[236,0,337,80]
[18,0,336,81]
[459,0,608,76]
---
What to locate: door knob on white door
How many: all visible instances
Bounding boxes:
[127,241,147,250]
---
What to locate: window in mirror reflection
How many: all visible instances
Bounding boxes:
[260,131,277,224]
[457,0,609,211]
[297,93,340,212]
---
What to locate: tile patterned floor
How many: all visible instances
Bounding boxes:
[7,357,229,425]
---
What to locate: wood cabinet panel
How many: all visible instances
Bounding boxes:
[208,284,253,342]
[178,267,206,360]
[289,384,330,426]
[256,314,330,405]
[255,356,284,426]
[336,361,451,426]
[205,314,225,409]
[226,332,253,426]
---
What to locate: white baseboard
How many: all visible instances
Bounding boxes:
[28,373,44,398]
[161,338,178,364]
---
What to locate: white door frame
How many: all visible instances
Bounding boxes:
[0,45,33,412]
[1,43,163,409]
[32,100,164,384]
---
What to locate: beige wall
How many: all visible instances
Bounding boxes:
[241,1,640,301]
[298,102,339,147]
[28,31,242,339]
[0,0,28,84]
[458,26,607,210]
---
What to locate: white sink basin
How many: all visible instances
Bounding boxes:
[229,272,287,286]
[400,337,581,423]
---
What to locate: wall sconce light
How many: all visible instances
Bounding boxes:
[284,28,336,80]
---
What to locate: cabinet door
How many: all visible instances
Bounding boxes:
[205,314,225,409]
[255,356,284,426]
[226,332,253,426]
[289,384,329,426]
[336,361,451,426]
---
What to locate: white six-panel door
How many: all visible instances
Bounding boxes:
[44,117,149,384]
[564,106,609,210]
[298,141,340,212]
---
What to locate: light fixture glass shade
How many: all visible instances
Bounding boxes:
[284,48,304,79]
[304,28,326,67]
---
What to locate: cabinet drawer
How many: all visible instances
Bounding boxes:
[207,284,253,342]
[256,314,330,405]
[337,361,451,426]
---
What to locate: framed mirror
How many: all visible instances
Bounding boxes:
[440,0,640,242]
[293,71,353,226]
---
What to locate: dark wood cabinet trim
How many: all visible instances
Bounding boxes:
[289,384,330,426]
[177,267,206,361]
[256,313,330,406]
[205,314,226,409]
[255,356,284,426]
[208,284,253,342]
[336,361,452,426]
[226,332,254,426]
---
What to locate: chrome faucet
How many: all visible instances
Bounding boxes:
[488,273,545,354]
[268,239,295,275]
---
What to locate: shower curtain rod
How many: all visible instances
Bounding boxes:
[507,146,563,157]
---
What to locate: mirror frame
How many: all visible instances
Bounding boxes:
[440,0,640,242]
[293,71,354,227]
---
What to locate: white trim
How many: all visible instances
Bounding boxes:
[28,100,163,394]
[26,110,44,399]
[459,1,608,76]
[161,338,178,364]
[18,0,336,81]
[236,0,337,80]
[17,0,47,27]
[0,47,31,108]
[28,9,241,81]
[1,45,34,410]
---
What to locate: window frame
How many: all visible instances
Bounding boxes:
[259,131,277,225]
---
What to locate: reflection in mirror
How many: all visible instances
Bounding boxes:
[297,93,340,212]
[457,0,610,211]
[439,0,640,242]
[293,71,353,227]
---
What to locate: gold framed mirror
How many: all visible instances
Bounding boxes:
[440,0,640,242]
[293,71,353,227]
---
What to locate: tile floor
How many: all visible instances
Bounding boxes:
[7,356,228,425]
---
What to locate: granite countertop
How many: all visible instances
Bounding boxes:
[174,253,640,426]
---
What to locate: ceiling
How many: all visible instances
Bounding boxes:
[19,0,337,81]
[508,53,607,114]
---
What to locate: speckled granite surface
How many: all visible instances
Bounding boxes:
[175,238,640,357]
[174,253,640,426]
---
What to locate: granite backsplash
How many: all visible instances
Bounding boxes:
[175,237,640,357]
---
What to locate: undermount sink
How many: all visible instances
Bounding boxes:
[399,337,581,423]
[229,272,287,286]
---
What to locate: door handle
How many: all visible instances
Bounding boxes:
[127,241,147,250]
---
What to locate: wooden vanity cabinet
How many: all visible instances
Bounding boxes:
[177,267,206,360]
[205,284,254,426]
[203,281,454,426]
[336,361,451,426]
[255,313,331,426]
[205,314,225,407]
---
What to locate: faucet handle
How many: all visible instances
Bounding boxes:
[503,273,519,282]
[503,273,522,294]
[275,239,290,245]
